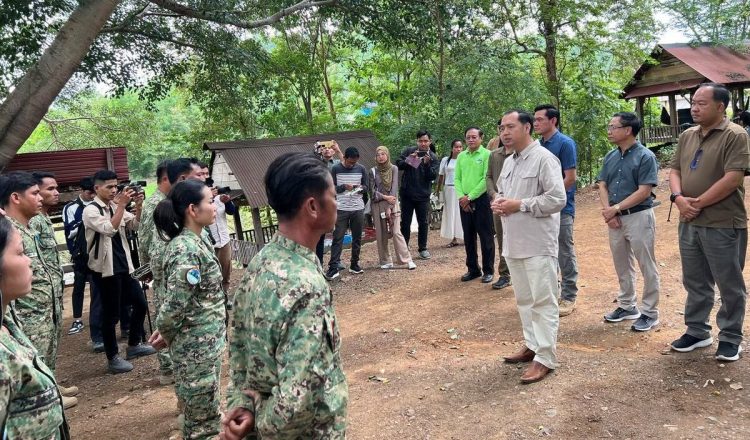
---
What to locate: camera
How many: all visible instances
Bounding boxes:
[205,177,215,187]
[417,151,427,157]
[217,186,231,195]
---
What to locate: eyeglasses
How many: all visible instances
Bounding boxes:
[606,125,627,131]
[690,148,703,170]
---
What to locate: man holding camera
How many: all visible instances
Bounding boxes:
[397,130,440,260]
[84,170,155,374]
[207,182,237,295]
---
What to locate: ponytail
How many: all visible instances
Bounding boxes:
[153,179,207,241]
[153,198,183,240]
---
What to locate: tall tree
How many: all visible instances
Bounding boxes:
[0,0,337,168]
[658,0,750,43]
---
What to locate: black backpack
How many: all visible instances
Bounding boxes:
[71,203,105,272]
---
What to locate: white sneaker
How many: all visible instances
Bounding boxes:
[380,263,394,269]
[408,261,417,270]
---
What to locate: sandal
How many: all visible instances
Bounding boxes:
[445,241,459,248]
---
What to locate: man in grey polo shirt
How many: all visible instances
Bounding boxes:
[597,112,661,332]
[493,109,566,384]
[669,83,750,362]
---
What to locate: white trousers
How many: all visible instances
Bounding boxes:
[507,255,560,369]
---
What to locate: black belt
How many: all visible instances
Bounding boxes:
[616,205,651,216]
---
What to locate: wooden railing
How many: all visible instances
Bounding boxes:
[230,224,279,244]
[641,124,692,145]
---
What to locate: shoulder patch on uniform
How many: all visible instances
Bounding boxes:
[186,268,201,285]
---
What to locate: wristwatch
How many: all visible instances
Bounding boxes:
[520,201,529,212]
[670,192,682,203]
[613,204,621,213]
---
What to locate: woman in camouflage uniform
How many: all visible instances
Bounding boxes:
[152,179,225,440]
[0,214,69,439]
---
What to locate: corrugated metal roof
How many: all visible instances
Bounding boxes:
[622,43,750,99]
[205,130,383,208]
[3,147,129,186]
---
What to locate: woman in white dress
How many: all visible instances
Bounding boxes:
[436,139,464,246]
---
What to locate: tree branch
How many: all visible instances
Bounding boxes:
[100,27,202,49]
[498,0,544,56]
[148,0,338,30]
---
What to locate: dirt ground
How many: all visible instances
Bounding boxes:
[57,170,750,439]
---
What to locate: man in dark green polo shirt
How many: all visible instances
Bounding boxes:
[486,119,513,290]
[454,126,495,283]
[669,83,750,362]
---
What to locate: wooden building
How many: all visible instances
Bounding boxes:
[622,43,750,146]
[205,130,382,263]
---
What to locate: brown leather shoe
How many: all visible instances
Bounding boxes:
[520,361,552,384]
[503,346,535,363]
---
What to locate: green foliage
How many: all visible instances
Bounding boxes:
[659,0,750,44]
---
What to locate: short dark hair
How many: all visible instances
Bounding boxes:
[503,109,534,134]
[740,110,750,126]
[156,159,171,181]
[188,157,208,169]
[698,83,730,108]
[533,104,560,127]
[80,177,94,192]
[93,170,117,185]
[613,112,642,136]
[0,171,38,208]
[344,147,360,159]
[416,129,431,139]
[198,161,209,169]
[264,152,332,221]
[464,126,484,137]
[31,171,55,185]
[167,158,195,184]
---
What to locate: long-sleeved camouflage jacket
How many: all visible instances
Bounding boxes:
[0,310,67,439]
[228,233,348,439]
[29,214,64,299]
[157,228,225,351]
[7,216,60,334]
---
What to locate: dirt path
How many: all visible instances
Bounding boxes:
[57,171,750,439]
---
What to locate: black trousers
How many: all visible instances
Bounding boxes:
[400,196,430,252]
[459,193,496,276]
[316,233,325,264]
[329,209,364,269]
[91,272,147,359]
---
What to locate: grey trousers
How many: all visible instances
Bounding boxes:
[559,213,579,301]
[608,209,660,318]
[679,223,747,345]
[329,209,364,269]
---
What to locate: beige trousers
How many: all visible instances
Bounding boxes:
[506,255,560,369]
[371,200,413,266]
[608,208,660,318]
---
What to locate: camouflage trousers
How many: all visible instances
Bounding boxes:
[24,306,62,374]
[173,339,223,440]
[152,281,174,375]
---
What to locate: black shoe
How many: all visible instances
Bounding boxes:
[92,341,105,353]
[349,264,364,274]
[325,267,340,281]
[125,343,157,360]
[481,274,494,283]
[68,320,84,335]
[461,272,481,282]
[492,276,512,290]
[670,334,713,352]
[715,341,743,361]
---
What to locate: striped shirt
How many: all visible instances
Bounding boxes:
[331,162,368,211]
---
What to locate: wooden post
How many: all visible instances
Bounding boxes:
[739,87,746,111]
[251,207,265,247]
[668,94,678,142]
[635,97,645,143]
[233,205,244,241]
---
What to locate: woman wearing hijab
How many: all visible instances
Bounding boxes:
[369,146,416,270]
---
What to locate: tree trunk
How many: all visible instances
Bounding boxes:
[432,4,446,118]
[0,0,122,168]
[539,1,560,108]
[318,23,337,126]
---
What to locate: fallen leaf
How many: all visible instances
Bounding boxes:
[393,328,401,333]
[703,379,715,388]
[730,382,744,390]
[368,376,390,384]
[450,334,459,340]
[685,370,699,377]
[115,396,129,405]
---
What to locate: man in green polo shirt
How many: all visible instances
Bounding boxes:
[669,83,750,362]
[454,126,495,283]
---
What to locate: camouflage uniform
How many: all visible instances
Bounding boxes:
[138,190,173,375]
[158,229,225,440]
[0,309,68,439]
[8,216,62,373]
[228,233,348,439]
